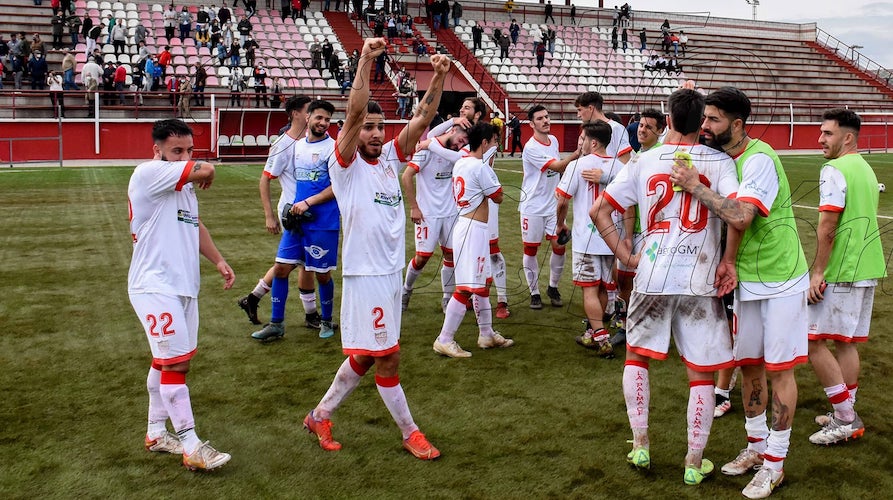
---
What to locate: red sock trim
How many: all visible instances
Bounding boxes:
[523,244,539,256]
[348,356,369,376]
[375,374,400,387]
[552,246,566,256]
[846,383,858,391]
[443,259,454,268]
[829,390,850,404]
[763,454,784,463]
[410,258,422,270]
[689,380,714,387]
[489,240,500,253]
[452,292,470,305]
[605,282,618,291]
[746,436,765,443]
[151,361,163,371]
[625,360,649,369]
[160,371,186,384]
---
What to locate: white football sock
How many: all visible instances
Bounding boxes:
[762,428,791,472]
[490,252,507,303]
[745,411,770,454]
[251,278,270,298]
[159,372,199,454]
[404,259,422,290]
[473,294,494,336]
[376,375,418,439]
[687,382,714,455]
[623,361,650,444]
[146,365,168,438]
[437,296,467,344]
[440,261,455,298]
[548,251,565,288]
[316,356,368,419]
[522,253,539,295]
[299,288,317,315]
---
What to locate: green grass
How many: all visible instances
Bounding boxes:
[2,154,893,499]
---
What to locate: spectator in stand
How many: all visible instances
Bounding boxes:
[570,4,576,25]
[660,18,670,35]
[209,4,218,22]
[509,19,520,45]
[644,53,657,72]
[158,45,172,77]
[218,3,231,25]
[195,26,211,49]
[216,40,227,65]
[508,112,522,156]
[611,26,618,50]
[163,4,176,40]
[179,7,193,43]
[29,50,48,90]
[209,19,221,47]
[196,5,210,29]
[310,38,323,72]
[498,32,510,59]
[547,26,556,53]
[134,21,147,47]
[253,62,267,107]
[50,0,59,15]
[131,63,143,104]
[387,13,397,39]
[145,54,161,91]
[167,74,180,106]
[61,49,76,90]
[222,21,234,48]
[667,57,682,75]
[639,27,646,52]
[471,23,482,52]
[679,30,688,56]
[136,40,150,68]
[92,47,102,65]
[10,39,24,90]
[322,39,334,69]
[51,13,65,50]
[102,61,115,105]
[291,0,302,21]
[31,34,45,56]
[347,48,359,81]
[621,27,628,51]
[328,51,341,83]
[620,2,631,26]
[178,76,192,116]
[244,35,258,68]
[535,40,546,69]
[230,65,244,106]
[193,62,207,106]
[82,58,100,116]
[237,15,252,46]
[655,54,667,71]
[114,61,127,104]
[47,70,65,117]
[80,15,92,48]
[439,0,450,29]
[373,50,386,83]
[246,0,257,17]
[229,39,241,67]
[269,76,283,107]
[111,21,127,55]
[544,0,554,23]
[452,1,462,27]
[670,32,680,56]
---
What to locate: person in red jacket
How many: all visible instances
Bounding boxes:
[114,62,127,104]
[158,45,172,78]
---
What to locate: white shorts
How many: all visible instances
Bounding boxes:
[626,292,734,371]
[413,214,457,256]
[617,232,645,275]
[520,213,557,245]
[573,252,615,287]
[130,293,198,365]
[733,291,808,371]
[452,217,492,294]
[340,272,402,357]
[808,284,875,343]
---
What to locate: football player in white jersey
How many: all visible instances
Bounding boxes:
[251,99,339,341]
[237,95,323,329]
[128,119,234,471]
[302,38,448,460]
[401,97,485,313]
[592,89,739,486]
[519,105,581,309]
[432,122,514,358]
[556,121,623,358]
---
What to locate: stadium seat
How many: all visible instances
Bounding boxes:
[243,135,257,146]
[230,135,243,146]
[218,135,230,147]
[257,135,270,147]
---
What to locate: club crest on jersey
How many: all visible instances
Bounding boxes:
[385,166,396,178]
[177,209,199,227]
[304,245,330,260]
[312,153,320,164]
[374,192,402,207]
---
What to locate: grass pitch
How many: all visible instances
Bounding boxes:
[2,154,893,499]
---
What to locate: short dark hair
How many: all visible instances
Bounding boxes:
[284,95,312,115]
[582,120,612,148]
[822,108,861,132]
[574,91,604,110]
[467,122,498,150]
[152,119,192,142]
[641,108,666,130]
[464,97,486,118]
[667,89,705,135]
[527,104,547,121]
[307,99,335,116]
[367,100,383,115]
[705,86,752,125]
[605,111,622,123]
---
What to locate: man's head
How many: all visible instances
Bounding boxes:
[667,88,705,136]
[445,125,469,151]
[460,97,485,123]
[306,99,335,139]
[574,91,605,123]
[467,121,498,153]
[702,86,750,150]
[357,101,386,160]
[285,94,312,125]
[152,119,194,161]
[528,105,550,135]
[581,120,612,155]
[819,108,861,159]
[638,108,666,150]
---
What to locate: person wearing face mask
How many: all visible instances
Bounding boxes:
[431,122,513,358]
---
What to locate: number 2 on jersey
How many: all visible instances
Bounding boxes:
[372,306,386,330]
[645,174,709,233]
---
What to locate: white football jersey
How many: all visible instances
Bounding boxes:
[329,140,408,276]
[603,143,739,296]
[452,155,502,217]
[606,119,634,159]
[519,134,562,216]
[407,136,457,218]
[556,154,620,255]
[127,160,201,297]
[263,131,302,215]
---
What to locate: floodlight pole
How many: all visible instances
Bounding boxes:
[745,0,759,20]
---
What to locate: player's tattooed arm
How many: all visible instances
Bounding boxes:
[671,161,757,231]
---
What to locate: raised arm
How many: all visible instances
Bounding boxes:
[395,54,450,155]
[187,161,215,189]
[336,37,387,164]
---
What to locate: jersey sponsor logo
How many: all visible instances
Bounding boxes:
[304,245,330,260]
[434,171,452,180]
[373,191,402,207]
[645,241,702,262]
[743,179,768,197]
[545,170,559,178]
[177,209,199,227]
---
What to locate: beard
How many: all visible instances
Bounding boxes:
[706,126,732,150]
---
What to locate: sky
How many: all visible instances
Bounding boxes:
[569,1,893,69]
